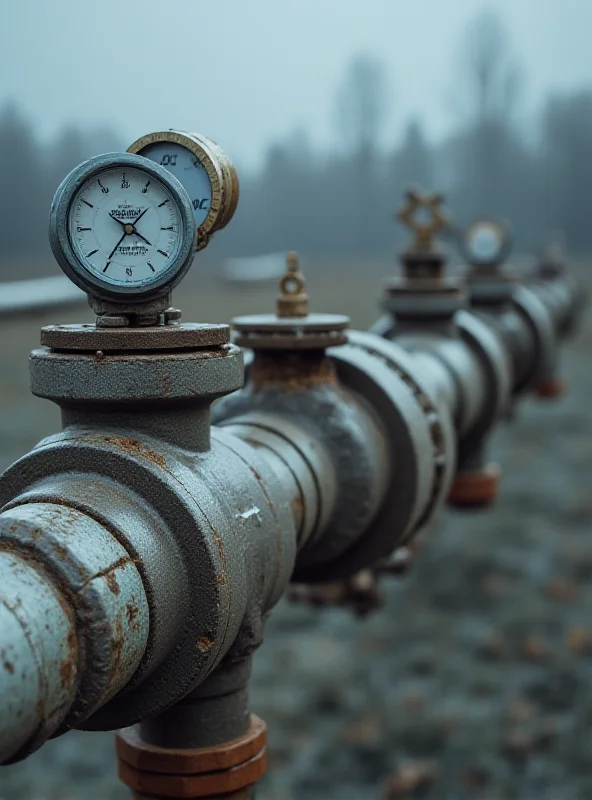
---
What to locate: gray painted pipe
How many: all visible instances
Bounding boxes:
[0,503,150,763]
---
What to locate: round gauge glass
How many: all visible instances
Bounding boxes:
[68,166,184,289]
[466,222,506,265]
[50,153,197,302]
[134,141,213,228]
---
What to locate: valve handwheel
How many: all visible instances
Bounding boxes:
[397,188,449,251]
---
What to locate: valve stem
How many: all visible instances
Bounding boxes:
[276,252,309,318]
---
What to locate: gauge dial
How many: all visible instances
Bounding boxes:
[464,220,510,267]
[127,130,238,248]
[49,153,197,302]
[131,141,213,228]
[69,166,183,289]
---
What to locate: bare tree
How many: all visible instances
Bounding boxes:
[333,55,390,250]
[334,54,388,155]
[447,12,526,222]
[457,10,523,124]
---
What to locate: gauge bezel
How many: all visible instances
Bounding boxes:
[49,152,197,303]
[189,132,240,231]
[461,219,512,268]
[127,130,227,240]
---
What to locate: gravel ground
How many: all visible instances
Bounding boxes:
[0,264,590,800]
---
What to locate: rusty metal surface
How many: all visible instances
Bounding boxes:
[447,462,501,507]
[3,473,188,692]
[0,550,77,763]
[232,312,349,349]
[41,322,230,351]
[0,323,300,734]
[118,747,266,798]
[118,715,266,774]
[304,329,455,580]
[0,502,149,761]
[0,421,296,731]
[30,343,244,403]
[219,412,337,549]
[215,347,392,577]
[391,333,486,437]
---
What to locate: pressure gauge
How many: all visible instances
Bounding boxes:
[127,130,238,249]
[49,153,197,304]
[462,220,511,267]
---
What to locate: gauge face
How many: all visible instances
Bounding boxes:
[465,221,508,266]
[134,141,213,228]
[127,131,239,247]
[49,153,197,302]
[68,166,183,289]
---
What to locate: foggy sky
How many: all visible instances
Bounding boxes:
[2,0,591,169]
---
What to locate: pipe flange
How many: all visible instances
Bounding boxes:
[382,277,467,318]
[455,311,511,463]
[469,272,518,306]
[41,323,230,352]
[232,312,349,350]
[30,344,243,404]
[335,331,456,536]
[511,285,557,392]
[293,330,456,581]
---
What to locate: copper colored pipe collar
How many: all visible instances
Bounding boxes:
[117,715,267,798]
[534,376,565,399]
[447,463,501,507]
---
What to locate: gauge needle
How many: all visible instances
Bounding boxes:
[133,230,153,247]
[132,207,150,226]
[109,213,126,228]
[108,231,126,260]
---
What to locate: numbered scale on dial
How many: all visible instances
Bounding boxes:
[49,152,197,303]
[462,219,511,268]
[127,130,239,249]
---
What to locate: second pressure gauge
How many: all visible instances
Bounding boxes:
[462,220,511,268]
[127,130,239,249]
[49,152,197,303]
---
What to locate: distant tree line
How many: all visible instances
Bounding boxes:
[1,11,592,274]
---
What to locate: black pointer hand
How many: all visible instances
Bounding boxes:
[133,230,153,247]
[108,231,126,260]
[132,206,150,226]
[131,206,153,246]
[109,212,126,229]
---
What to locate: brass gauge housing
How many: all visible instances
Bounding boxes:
[127,130,239,250]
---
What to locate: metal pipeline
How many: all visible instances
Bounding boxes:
[0,251,583,773]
